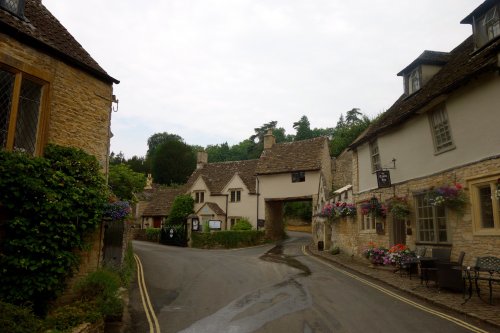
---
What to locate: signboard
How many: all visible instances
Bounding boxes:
[376,170,391,188]
[192,218,199,231]
[209,220,222,230]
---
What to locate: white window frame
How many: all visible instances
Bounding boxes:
[409,67,421,94]
[429,107,454,154]
[415,192,449,244]
[369,140,381,173]
[361,214,376,232]
[469,174,500,236]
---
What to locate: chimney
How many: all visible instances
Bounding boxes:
[263,129,276,150]
[197,151,208,169]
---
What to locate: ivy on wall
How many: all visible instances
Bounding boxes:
[0,145,108,315]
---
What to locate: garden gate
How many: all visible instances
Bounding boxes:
[160,220,188,247]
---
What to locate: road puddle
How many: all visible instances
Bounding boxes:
[260,244,311,276]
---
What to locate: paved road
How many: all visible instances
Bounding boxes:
[129,233,493,333]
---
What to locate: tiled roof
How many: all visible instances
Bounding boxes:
[350,35,500,149]
[256,137,327,175]
[197,202,226,216]
[185,159,259,194]
[142,188,184,217]
[397,50,451,76]
[0,0,118,84]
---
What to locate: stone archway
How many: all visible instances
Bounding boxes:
[264,197,313,241]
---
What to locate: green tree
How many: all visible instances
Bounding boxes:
[108,164,146,201]
[146,132,183,158]
[293,115,313,141]
[330,109,371,157]
[151,140,196,185]
[167,194,194,224]
[125,155,149,174]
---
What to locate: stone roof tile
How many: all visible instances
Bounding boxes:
[256,137,327,175]
[0,0,118,83]
[142,188,184,217]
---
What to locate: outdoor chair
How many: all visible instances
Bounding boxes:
[437,251,465,292]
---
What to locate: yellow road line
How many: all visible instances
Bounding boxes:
[134,254,161,333]
[302,246,489,333]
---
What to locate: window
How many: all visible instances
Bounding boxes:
[194,191,204,203]
[0,0,25,17]
[361,214,376,231]
[409,68,421,94]
[429,107,454,153]
[0,67,46,155]
[415,193,448,243]
[292,171,305,183]
[369,140,381,172]
[470,175,500,235]
[230,189,241,202]
[230,217,241,228]
[484,6,500,41]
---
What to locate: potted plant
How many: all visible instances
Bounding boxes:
[388,197,411,219]
[429,183,467,213]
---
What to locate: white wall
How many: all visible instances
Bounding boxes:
[358,73,500,192]
[222,175,258,228]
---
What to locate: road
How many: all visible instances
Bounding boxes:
[129,232,493,333]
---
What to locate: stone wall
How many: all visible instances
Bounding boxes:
[341,154,500,266]
[332,150,353,189]
[0,33,113,172]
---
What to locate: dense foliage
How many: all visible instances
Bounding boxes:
[166,194,194,224]
[191,230,266,248]
[231,218,253,231]
[0,145,108,314]
[108,163,146,201]
[284,202,312,221]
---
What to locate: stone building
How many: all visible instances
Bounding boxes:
[0,0,118,283]
[315,0,500,265]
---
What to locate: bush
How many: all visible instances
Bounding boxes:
[0,145,108,314]
[145,227,161,242]
[192,230,265,249]
[75,269,123,318]
[119,242,136,287]
[44,301,102,332]
[231,218,253,231]
[0,301,44,333]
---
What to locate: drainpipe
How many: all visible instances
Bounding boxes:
[224,194,229,230]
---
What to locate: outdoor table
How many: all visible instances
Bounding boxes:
[463,257,500,305]
[419,257,438,285]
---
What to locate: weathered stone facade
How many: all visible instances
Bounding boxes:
[332,149,353,190]
[0,33,113,172]
[330,154,500,266]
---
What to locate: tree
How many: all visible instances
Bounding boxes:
[151,140,196,185]
[146,132,183,158]
[167,194,194,224]
[109,151,125,165]
[293,115,313,141]
[125,155,149,175]
[108,164,146,201]
[330,109,371,157]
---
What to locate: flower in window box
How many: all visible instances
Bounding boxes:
[319,203,336,221]
[335,202,357,217]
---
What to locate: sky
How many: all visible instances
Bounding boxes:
[42,0,483,158]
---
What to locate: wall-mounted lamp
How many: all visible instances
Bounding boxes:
[112,94,119,112]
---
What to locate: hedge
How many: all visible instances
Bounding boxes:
[191,230,266,249]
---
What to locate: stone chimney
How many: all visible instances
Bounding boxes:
[263,129,276,150]
[197,151,208,169]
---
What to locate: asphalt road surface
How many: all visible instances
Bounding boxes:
[129,232,495,333]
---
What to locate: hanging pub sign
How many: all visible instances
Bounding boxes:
[376,170,392,188]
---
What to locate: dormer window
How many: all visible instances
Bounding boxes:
[0,0,25,17]
[409,68,421,94]
[462,3,500,49]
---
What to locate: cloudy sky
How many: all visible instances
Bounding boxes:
[43,0,483,158]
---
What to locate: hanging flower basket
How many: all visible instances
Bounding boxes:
[361,197,387,218]
[428,183,467,213]
[388,197,411,219]
[335,202,357,217]
[103,201,131,221]
[319,203,337,222]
